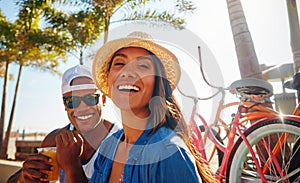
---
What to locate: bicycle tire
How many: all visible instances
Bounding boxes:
[199,125,224,173]
[226,119,300,183]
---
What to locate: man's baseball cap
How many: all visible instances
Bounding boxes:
[61,64,98,94]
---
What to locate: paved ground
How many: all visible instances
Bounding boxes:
[0,159,22,183]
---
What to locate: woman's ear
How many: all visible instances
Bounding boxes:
[102,95,107,106]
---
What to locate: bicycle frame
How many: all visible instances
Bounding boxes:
[189,46,300,182]
[190,90,298,182]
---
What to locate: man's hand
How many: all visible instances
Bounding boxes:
[55,130,88,183]
[19,154,53,183]
[55,130,83,172]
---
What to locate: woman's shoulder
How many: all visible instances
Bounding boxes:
[98,129,123,155]
[138,127,198,175]
[142,127,189,158]
[150,126,186,147]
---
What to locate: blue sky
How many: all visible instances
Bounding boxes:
[0,0,297,133]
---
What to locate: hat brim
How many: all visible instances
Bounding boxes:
[92,37,181,96]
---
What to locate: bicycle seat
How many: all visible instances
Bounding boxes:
[228,78,273,96]
[283,72,300,90]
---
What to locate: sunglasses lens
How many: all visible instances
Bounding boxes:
[70,96,81,108]
[64,96,81,109]
[63,94,99,109]
[83,94,99,106]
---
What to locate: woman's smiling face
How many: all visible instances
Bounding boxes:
[107,47,155,117]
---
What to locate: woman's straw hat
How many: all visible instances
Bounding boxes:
[92,31,181,96]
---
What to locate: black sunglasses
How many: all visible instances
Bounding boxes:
[63,93,100,109]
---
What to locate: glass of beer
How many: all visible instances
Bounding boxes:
[37,147,59,181]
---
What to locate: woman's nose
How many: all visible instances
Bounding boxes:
[119,63,137,78]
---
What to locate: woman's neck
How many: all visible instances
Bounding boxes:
[121,110,149,144]
[82,119,112,148]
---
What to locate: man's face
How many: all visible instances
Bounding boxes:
[63,77,102,133]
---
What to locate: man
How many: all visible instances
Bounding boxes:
[7,64,119,182]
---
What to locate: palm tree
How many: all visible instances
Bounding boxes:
[46,0,195,64]
[226,0,263,79]
[43,5,106,65]
[0,1,71,158]
[286,0,300,105]
[0,11,18,150]
[92,0,195,43]
[286,0,300,72]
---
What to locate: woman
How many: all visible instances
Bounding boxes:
[91,31,217,183]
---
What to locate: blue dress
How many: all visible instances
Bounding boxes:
[90,126,202,183]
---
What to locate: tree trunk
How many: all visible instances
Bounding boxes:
[0,61,10,152]
[103,9,111,44]
[79,49,83,65]
[0,64,23,158]
[286,0,300,73]
[226,0,284,164]
[226,0,263,79]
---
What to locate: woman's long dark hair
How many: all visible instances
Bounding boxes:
[148,52,218,183]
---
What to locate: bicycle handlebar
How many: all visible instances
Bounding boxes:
[197,46,221,89]
[176,46,225,102]
[176,86,224,102]
[178,46,273,104]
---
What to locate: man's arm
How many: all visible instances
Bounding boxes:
[6,127,66,183]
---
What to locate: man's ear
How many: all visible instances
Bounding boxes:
[63,102,67,111]
[102,95,106,106]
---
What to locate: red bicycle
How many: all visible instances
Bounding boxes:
[179,47,300,182]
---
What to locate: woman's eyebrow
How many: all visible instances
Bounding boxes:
[113,54,153,62]
[136,55,153,62]
[113,53,127,59]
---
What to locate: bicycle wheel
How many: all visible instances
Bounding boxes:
[226,119,300,183]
